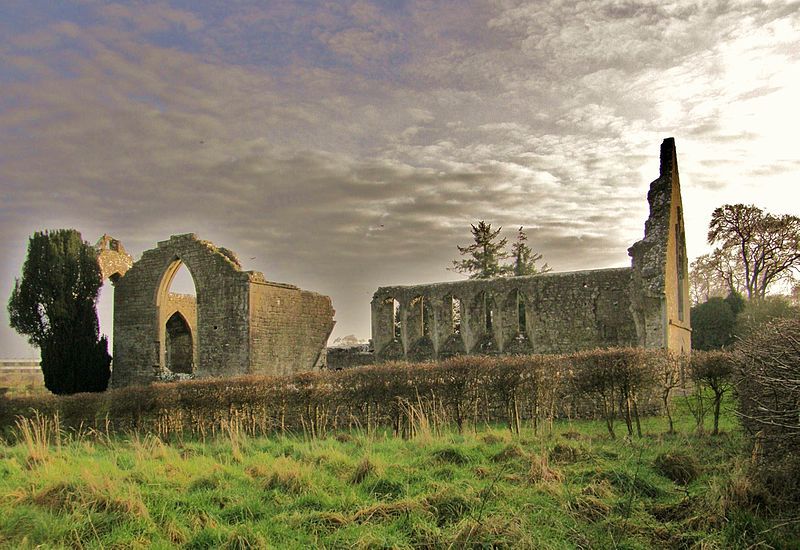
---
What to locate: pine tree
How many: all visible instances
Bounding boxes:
[510,227,550,276]
[8,229,111,394]
[450,221,512,279]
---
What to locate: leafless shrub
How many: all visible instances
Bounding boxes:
[735,317,800,506]
[1,349,678,441]
[690,350,735,435]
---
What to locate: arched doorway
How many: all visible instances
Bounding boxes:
[165,311,193,373]
[156,259,198,374]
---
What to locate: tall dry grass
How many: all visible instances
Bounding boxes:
[13,410,61,464]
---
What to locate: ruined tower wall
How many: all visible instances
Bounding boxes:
[372,267,638,361]
[248,281,336,376]
[628,138,691,352]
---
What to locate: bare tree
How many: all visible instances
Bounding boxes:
[708,204,800,299]
[689,250,743,304]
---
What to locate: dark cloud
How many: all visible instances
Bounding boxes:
[1,0,798,356]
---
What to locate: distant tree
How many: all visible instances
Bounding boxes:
[509,227,550,276]
[689,252,739,305]
[450,221,512,279]
[707,204,800,299]
[734,295,800,340]
[690,292,743,350]
[7,230,111,394]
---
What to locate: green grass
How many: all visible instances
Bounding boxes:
[0,397,796,549]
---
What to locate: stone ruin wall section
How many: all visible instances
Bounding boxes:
[372,267,638,361]
[112,234,251,387]
[628,138,691,352]
[248,279,335,376]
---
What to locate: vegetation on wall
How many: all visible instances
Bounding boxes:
[735,317,800,507]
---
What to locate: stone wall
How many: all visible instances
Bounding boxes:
[249,278,335,376]
[95,234,133,282]
[0,361,43,393]
[373,268,637,361]
[327,345,375,370]
[111,234,334,387]
[372,138,691,361]
[628,138,691,352]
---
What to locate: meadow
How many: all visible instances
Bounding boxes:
[1,397,796,549]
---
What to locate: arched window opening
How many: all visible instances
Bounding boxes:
[157,258,198,374]
[451,297,462,335]
[170,263,197,296]
[384,297,401,340]
[484,293,494,332]
[675,207,686,322]
[409,296,432,339]
[517,291,527,334]
[165,312,193,373]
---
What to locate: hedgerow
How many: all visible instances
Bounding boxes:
[0,348,684,440]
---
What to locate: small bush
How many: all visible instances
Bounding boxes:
[567,495,611,523]
[432,447,469,465]
[364,478,404,500]
[350,456,378,484]
[424,491,474,526]
[598,470,663,498]
[491,444,526,463]
[528,454,562,484]
[549,443,585,464]
[654,452,701,485]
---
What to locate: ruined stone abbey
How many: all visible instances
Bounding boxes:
[98,234,334,388]
[100,138,689,387]
[370,138,691,361]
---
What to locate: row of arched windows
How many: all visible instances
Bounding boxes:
[382,289,528,341]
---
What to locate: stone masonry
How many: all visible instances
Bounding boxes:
[95,234,133,282]
[111,234,335,387]
[371,138,691,360]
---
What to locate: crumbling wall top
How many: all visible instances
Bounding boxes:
[95,234,133,282]
[628,137,677,297]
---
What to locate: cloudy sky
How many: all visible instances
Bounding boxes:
[1,0,799,357]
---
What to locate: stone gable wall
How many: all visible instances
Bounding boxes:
[249,281,335,375]
[112,234,250,387]
[111,234,334,387]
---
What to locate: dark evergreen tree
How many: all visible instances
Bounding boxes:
[8,229,111,394]
[509,226,550,276]
[690,297,737,350]
[450,221,511,279]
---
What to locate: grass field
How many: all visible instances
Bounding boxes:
[0,398,796,549]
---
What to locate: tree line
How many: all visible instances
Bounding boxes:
[689,204,800,351]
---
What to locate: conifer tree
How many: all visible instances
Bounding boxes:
[8,229,111,394]
[510,226,550,276]
[450,221,511,279]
